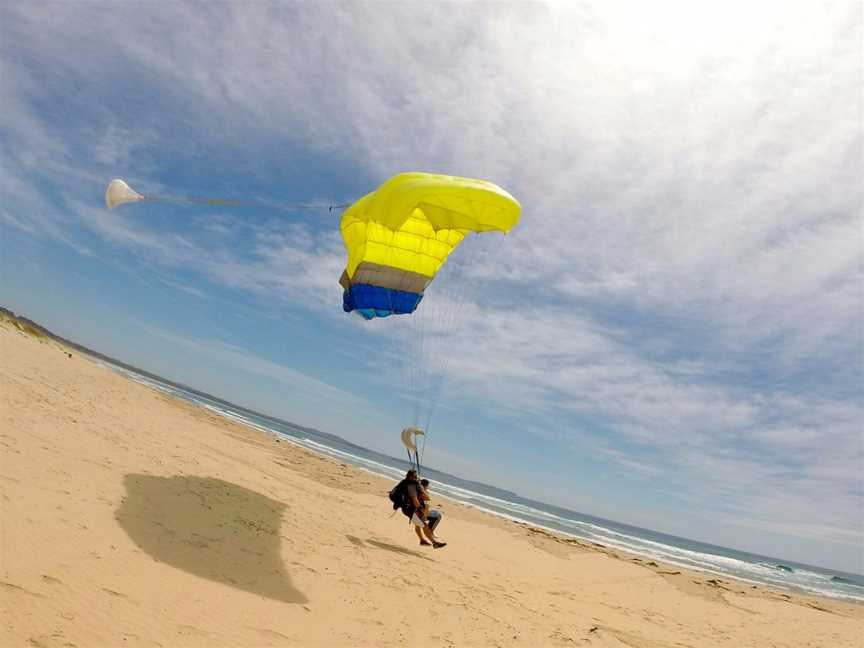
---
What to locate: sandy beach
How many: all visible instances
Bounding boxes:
[1,318,861,648]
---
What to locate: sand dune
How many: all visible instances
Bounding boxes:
[1,320,861,647]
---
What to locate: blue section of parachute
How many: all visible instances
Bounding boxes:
[343,284,424,319]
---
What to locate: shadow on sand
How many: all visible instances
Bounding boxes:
[117,474,307,603]
[349,536,434,561]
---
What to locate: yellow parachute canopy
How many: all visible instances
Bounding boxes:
[339,172,521,319]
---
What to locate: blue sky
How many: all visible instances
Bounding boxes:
[1,2,861,573]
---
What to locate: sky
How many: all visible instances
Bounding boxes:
[1,1,861,573]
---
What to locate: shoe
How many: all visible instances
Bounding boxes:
[420,540,431,546]
[433,541,447,549]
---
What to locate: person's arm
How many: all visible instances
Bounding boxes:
[409,493,426,520]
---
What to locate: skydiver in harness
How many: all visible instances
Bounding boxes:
[390,470,446,549]
[419,479,443,533]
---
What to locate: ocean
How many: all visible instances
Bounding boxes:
[98,359,864,604]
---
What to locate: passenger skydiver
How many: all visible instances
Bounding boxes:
[390,469,446,549]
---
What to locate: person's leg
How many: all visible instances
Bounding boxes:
[414,525,429,544]
[422,524,436,542]
[412,513,434,544]
[419,520,445,547]
[419,512,445,548]
[427,510,442,532]
[410,512,445,547]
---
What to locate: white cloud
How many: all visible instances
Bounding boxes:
[139,324,368,409]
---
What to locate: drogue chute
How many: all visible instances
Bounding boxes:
[104,178,347,212]
[105,179,145,209]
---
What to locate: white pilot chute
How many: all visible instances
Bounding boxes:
[104,178,347,212]
[401,426,425,473]
[105,179,145,209]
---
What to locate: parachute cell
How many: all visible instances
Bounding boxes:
[339,172,521,319]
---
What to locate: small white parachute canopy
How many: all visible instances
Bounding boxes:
[401,426,425,452]
[105,179,144,209]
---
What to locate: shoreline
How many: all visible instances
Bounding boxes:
[222,433,864,605]
[99,351,864,605]
[3,318,862,647]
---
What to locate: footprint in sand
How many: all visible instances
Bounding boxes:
[1,581,45,598]
[247,627,295,641]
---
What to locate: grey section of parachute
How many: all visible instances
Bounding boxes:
[339,262,433,294]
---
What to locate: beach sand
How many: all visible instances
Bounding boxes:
[1,318,862,647]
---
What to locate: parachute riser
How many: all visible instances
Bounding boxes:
[406,448,421,475]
